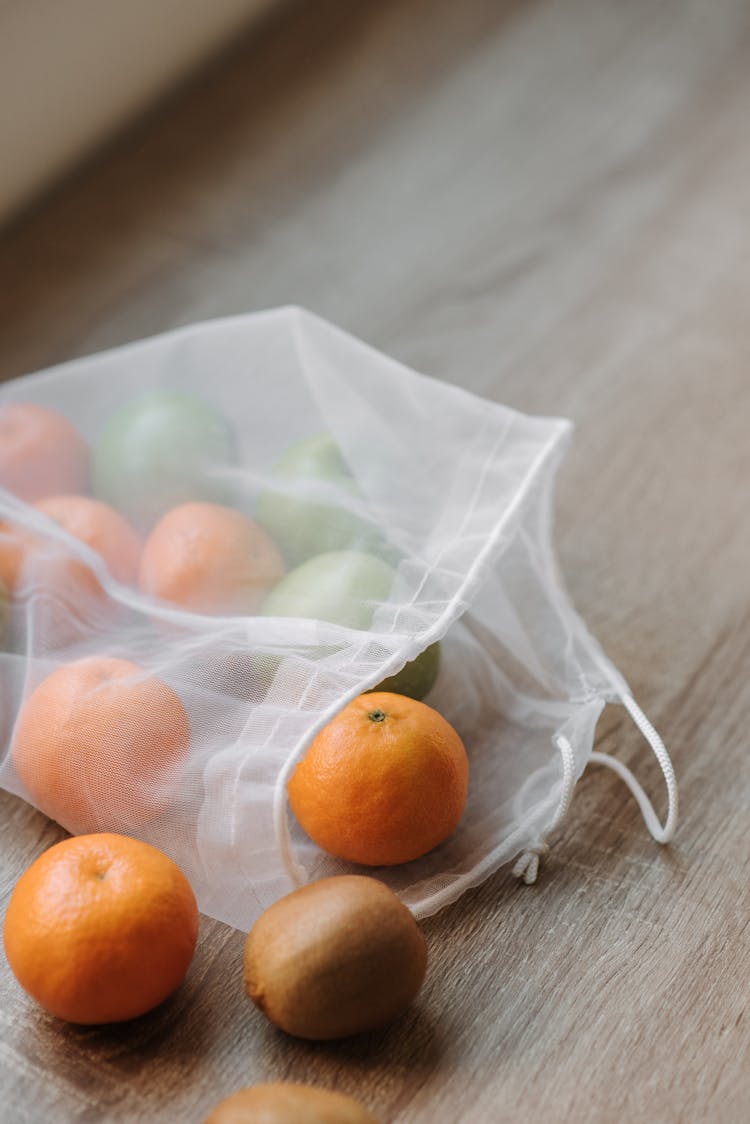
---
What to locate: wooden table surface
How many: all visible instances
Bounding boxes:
[1,0,749,1120]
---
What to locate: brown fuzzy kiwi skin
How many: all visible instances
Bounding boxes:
[243,875,428,1041]
[203,1082,380,1123]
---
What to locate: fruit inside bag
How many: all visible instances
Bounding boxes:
[0,308,677,930]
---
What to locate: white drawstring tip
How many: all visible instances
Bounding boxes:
[512,843,549,885]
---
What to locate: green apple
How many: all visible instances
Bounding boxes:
[260,549,440,700]
[261,549,394,631]
[371,640,441,701]
[255,432,382,566]
[92,390,236,530]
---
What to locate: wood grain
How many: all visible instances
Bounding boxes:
[2,0,750,1120]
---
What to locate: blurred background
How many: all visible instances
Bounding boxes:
[0,0,277,224]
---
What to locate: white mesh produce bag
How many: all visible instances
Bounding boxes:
[0,307,677,930]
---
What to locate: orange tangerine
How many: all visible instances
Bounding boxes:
[140,501,284,616]
[0,494,141,597]
[12,656,190,834]
[0,402,88,502]
[288,691,469,866]
[3,833,198,1024]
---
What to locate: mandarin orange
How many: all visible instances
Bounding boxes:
[139,501,284,616]
[0,402,88,502]
[0,495,142,646]
[0,493,141,598]
[12,657,190,834]
[3,833,198,1024]
[288,691,469,866]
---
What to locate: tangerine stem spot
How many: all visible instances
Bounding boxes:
[368,709,387,724]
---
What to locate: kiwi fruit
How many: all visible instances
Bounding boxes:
[243,875,427,1040]
[203,1083,379,1124]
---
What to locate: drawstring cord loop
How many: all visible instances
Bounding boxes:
[514,692,678,884]
[512,731,576,885]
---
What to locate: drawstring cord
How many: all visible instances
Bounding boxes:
[512,731,576,885]
[594,693,678,843]
[513,692,678,884]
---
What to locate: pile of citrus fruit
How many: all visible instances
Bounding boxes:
[0,391,472,1121]
[0,393,441,691]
